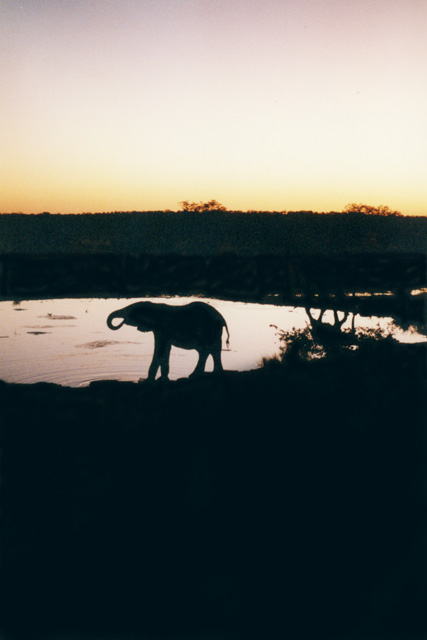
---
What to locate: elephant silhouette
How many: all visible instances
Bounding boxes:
[107,301,230,380]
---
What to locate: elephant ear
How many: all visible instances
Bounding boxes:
[132,308,153,331]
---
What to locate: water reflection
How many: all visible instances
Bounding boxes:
[307,306,354,334]
[0,296,424,387]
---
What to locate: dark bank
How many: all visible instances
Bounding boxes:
[1,340,426,640]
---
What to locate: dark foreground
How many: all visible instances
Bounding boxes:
[1,343,426,640]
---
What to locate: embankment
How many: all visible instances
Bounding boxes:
[1,343,426,639]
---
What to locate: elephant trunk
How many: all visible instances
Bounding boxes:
[107,310,125,330]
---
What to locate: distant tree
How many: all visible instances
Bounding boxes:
[343,203,402,216]
[179,199,227,213]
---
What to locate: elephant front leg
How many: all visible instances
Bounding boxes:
[148,337,171,381]
[147,357,160,381]
[159,344,171,380]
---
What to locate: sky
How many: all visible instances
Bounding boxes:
[1,0,426,215]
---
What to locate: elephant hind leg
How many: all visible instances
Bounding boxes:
[212,337,224,373]
[190,349,209,377]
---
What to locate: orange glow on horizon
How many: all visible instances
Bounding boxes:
[1,0,426,216]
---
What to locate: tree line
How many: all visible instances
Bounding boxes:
[177,200,402,215]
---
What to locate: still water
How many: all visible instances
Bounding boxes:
[0,296,423,387]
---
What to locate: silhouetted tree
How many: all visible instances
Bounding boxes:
[343,203,402,216]
[305,307,353,350]
[179,199,227,212]
[268,311,395,365]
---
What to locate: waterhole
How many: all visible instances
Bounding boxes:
[0,296,423,387]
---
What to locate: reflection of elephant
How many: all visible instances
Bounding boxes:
[107,301,230,380]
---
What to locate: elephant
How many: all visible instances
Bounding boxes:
[107,301,230,381]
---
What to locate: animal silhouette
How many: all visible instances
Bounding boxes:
[107,301,229,380]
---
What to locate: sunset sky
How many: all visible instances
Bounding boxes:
[1,0,426,215]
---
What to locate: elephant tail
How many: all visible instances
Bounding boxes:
[107,311,125,330]
[223,320,230,348]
